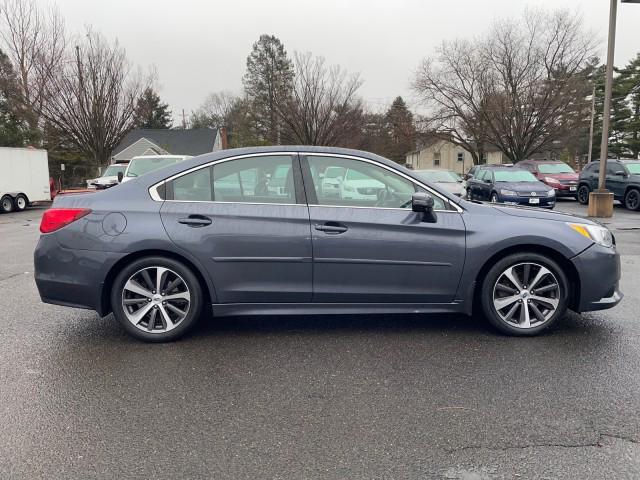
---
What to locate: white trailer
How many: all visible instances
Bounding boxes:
[0,147,51,213]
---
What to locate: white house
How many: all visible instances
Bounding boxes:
[406,139,510,174]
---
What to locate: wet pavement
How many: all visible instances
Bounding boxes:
[1,202,639,479]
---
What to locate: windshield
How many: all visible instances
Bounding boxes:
[626,162,640,174]
[538,163,575,174]
[102,165,126,177]
[127,157,181,177]
[494,170,537,182]
[417,170,461,183]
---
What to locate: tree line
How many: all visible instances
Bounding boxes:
[0,0,639,179]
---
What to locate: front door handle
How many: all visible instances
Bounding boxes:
[315,222,348,234]
[178,215,212,227]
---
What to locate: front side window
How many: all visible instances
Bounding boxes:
[626,163,640,174]
[307,156,446,210]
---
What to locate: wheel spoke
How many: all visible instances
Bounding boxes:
[532,283,557,294]
[495,282,517,295]
[519,301,531,328]
[140,269,154,291]
[494,295,520,310]
[156,267,168,293]
[528,301,547,323]
[123,298,148,305]
[147,307,158,331]
[503,267,523,290]
[530,295,559,310]
[163,291,190,302]
[528,266,551,290]
[522,264,531,286]
[124,279,153,298]
[165,303,187,319]
[129,303,154,325]
[503,302,520,322]
[164,277,183,294]
[158,305,175,329]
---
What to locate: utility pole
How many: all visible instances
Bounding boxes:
[181,109,188,129]
[587,83,596,166]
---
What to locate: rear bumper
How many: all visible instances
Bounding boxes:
[571,243,623,312]
[34,234,125,316]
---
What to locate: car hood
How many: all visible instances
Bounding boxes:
[539,173,578,181]
[496,181,550,192]
[491,204,597,225]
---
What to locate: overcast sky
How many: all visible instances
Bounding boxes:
[55,0,640,122]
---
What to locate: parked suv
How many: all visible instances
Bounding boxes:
[577,160,640,210]
[466,165,555,208]
[517,160,579,198]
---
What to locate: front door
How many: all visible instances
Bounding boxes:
[302,155,466,303]
[160,154,312,303]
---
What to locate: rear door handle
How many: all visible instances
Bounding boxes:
[178,215,212,227]
[315,222,348,234]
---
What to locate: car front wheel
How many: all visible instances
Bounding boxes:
[111,256,204,342]
[480,253,569,336]
[490,193,499,203]
[577,185,590,205]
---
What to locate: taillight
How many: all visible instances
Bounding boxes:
[40,208,91,233]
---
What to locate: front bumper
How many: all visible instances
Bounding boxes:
[499,195,556,208]
[554,186,578,197]
[571,243,623,312]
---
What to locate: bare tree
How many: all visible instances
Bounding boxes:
[0,0,66,129]
[40,29,145,166]
[413,39,490,164]
[414,8,596,164]
[190,91,237,128]
[277,52,364,146]
[481,8,596,162]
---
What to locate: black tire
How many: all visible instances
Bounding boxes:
[577,185,590,205]
[480,252,569,336]
[110,256,204,342]
[490,192,499,203]
[623,188,640,211]
[0,195,14,213]
[13,193,28,212]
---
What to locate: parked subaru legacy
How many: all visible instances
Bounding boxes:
[34,147,621,342]
[466,165,556,208]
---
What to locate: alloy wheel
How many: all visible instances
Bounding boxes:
[492,262,560,329]
[577,186,589,205]
[121,266,191,333]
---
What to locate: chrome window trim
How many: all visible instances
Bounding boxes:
[148,151,463,213]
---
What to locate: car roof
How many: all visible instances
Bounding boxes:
[130,155,191,161]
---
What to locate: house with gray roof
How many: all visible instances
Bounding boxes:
[111,128,223,163]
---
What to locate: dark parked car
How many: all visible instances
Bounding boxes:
[517,160,579,198]
[577,160,640,211]
[35,147,621,342]
[466,166,556,208]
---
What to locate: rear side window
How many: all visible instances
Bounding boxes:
[173,167,212,201]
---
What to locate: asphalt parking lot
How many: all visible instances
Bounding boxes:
[1,200,639,479]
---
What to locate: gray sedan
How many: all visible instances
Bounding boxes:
[415,169,466,197]
[34,146,622,342]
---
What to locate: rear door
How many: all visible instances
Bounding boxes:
[159,153,313,303]
[606,162,626,198]
[302,154,466,304]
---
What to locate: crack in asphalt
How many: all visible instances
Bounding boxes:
[0,272,27,283]
[444,433,640,453]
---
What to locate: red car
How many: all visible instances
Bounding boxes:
[517,160,579,198]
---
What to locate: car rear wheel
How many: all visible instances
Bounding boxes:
[14,194,28,211]
[577,185,590,205]
[111,256,203,342]
[1,195,14,213]
[624,188,640,211]
[481,253,568,336]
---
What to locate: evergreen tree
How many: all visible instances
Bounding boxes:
[242,34,294,144]
[0,49,38,146]
[132,87,173,129]
[384,96,416,163]
[618,54,640,158]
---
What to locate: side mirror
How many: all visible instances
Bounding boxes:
[117,171,123,183]
[614,171,626,177]
[484,178,492,184]
[412,192,437,223]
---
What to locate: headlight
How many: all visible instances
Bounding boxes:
[567,223,613,248]
[500,189,517,196]
[547,189,556,197]
[544,177,560,185]
[343,184,355,192]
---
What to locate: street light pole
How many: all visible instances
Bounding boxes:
[589,0,640,217]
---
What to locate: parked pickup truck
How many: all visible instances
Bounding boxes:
[0,147,51,213]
